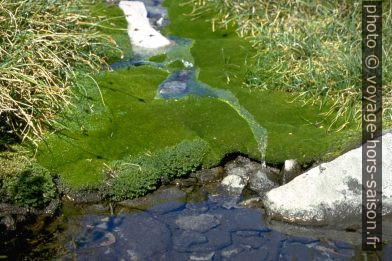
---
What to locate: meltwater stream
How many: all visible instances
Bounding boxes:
[114,0,268,160]
[158,68,268,160]
[111,36,268,161]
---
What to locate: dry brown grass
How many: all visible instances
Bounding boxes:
[0,0,119,143]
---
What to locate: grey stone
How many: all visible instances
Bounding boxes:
[149,201,186,215]
[248,169,278,196]
[175,213,220,232]
[96,222,109,230]
[44,199,60,216]
[232,234,264,249]
[279,240,354,261]
[77,213,171,259]
[222,197,241,209]
[154,251,190,260]
[85,204,109,213]
[238,197,263,208]
[0,215,15,230]
[172,177,198,188]
[210,207,265,232]
[191,167,224,184]
[190,229,232,252]
[117,215,170,259]
[185,202,209,214]
[208,194,240,207]
[236,230,261,237]
[264,133,392,226]
[231,231,284,260]
[221,245,247,259]
[119,187,186,210]
[224,156,262,180]
[0,203,31,215]
[173,231,208,251]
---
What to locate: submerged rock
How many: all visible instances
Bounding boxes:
[190,252,215,261]
[172,231,208,251]
[158,70,195,98]
[264,133,392,226]
[74,213,171,259]
[175,213,220,233]
[159,80,187,96]
[99,232,116,247]
[118,1,171,52]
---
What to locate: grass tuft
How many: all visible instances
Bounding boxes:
[187,0,392,129]
[0,0,121,143]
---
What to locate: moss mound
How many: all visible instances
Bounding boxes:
[108,139,209,200]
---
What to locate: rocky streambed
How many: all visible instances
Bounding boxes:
[2,153,391,259]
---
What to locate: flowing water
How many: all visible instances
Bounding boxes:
[112,36,268,161]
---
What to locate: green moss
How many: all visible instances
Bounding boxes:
[37,0,360,193]
[2,162,56,208]
[149,54,167,63]
[108,139,209,201]
[185,0,392,127]
[140,139,209,180]
[0,147,31,180]
[108,166,159,201]
[164,0,360,164]
[37,66,258,188]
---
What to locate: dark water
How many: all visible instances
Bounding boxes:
[2,183,391,260]
[55,195,391,260]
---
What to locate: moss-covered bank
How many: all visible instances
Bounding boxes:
[33,0,361,200]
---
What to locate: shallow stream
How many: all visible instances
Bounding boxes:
[8,179,392,260]
[9,0,390,259]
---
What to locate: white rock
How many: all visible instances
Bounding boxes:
[156,17,164,27]
[282,159,302,184]
[119,1,171,52]
[264,133,392,226]
[221,175,246,193]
